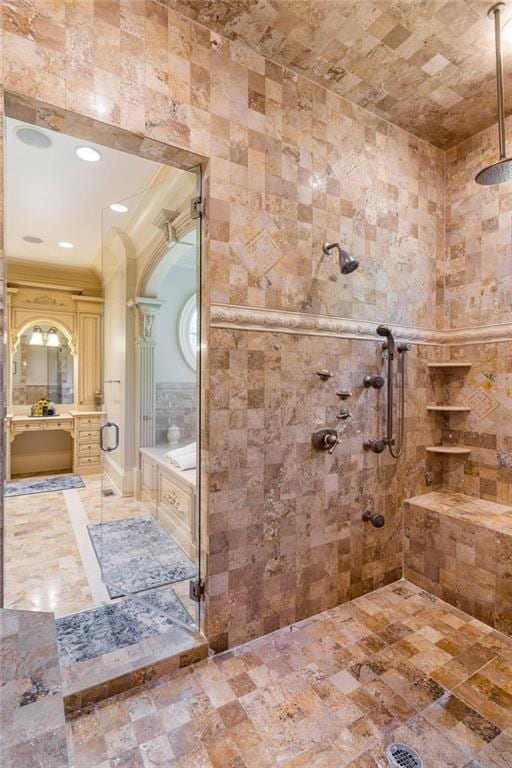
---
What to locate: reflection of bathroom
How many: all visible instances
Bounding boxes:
[3,116,203,678]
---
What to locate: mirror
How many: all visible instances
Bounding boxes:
[12,323,74,405]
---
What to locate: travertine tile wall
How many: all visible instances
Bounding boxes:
[208,331,442,648]
[435,122,512,506]
[444,118,512,330]
[427,343,512,506]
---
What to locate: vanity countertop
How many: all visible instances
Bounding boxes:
[8,412,73,421]
[7,410,103,420]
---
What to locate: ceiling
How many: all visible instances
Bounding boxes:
[167,0,512,149]
[5,117,162,269]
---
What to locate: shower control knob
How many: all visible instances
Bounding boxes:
[316,369,333,381]
[337,390,352,399]
[362,510,385,528]
[312,428,340,454]
[363,375,385,389]
[363,439,385,453]
[336,408,352,420]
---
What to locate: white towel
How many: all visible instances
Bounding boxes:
[170,450,196,471]
[165,441,196,459]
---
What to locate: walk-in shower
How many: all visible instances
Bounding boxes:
[364,325,410,458]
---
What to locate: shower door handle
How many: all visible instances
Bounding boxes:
[100,421,120,452]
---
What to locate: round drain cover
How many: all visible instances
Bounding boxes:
[386,743,423,768]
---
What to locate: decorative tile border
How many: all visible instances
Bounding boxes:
[210,304,512,347]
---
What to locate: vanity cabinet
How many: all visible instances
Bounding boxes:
[6,412,102,479]
[73,413,102,473]
[140,447,197,560]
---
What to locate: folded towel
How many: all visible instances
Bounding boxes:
[165,441,196,459]
[170,450,196,471]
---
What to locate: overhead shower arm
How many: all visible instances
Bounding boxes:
[475,3,512,184]
[492,3,507,160]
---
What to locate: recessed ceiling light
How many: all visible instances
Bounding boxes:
[15,126,52,149]
[22,236,43,244]
[75,146,101,162]
[58,241,74,249]
[110,203,128,213]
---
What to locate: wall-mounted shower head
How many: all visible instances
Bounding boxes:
[322,242,359,274]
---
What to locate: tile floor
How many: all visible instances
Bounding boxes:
[4,474,196,621]
[66,581,512,768]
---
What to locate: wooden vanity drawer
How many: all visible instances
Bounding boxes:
[77,417,101,429]
[159,474,192,525]
[77,454,101,467]
[78,430,99,443]
[11,420,41,433]
[45,418,73,431]
[78,443,99,456]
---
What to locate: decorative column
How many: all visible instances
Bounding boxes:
[128,297,162,448]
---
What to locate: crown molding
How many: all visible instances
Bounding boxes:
[210,304,512,347]
[7,258,101,296]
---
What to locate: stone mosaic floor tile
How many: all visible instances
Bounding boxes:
[67,581,512,767]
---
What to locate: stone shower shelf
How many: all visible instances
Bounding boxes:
[426,446,471,455]
[426,405,471,412]
[427,362,472,370]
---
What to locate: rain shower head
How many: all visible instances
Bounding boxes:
[322,242,360,274]
[475,3,512,185]
[475,157,512,185]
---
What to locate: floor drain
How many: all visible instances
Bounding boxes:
[386,743,423,768]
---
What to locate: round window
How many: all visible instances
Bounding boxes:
[179,294,198,370]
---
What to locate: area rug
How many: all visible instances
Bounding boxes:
[56,587,195,666]
[4,474,85,497]
[87,515,197,598]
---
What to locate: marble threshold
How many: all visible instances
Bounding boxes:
[62,618,208,714]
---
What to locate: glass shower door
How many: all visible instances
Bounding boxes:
[97,168,202,640]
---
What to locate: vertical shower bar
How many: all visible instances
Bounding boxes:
[385,349,394,446]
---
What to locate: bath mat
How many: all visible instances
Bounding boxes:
[87,515,197,598]
[56,587,195,666]
[4,474,85,497]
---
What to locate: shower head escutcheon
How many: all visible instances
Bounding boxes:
[475,3,512,185]
[322,242,359,274]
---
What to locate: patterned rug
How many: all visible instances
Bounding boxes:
[56,587,195,666]
[4,474,85,497]
[88,515,197,598]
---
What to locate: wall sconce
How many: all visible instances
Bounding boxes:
[29,326,44,345]
[28,325,60,347]
[46,328,60,347]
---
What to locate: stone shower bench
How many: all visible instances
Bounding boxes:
[404,491,512,636]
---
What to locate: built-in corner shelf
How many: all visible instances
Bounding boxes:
[426,405,471,413]
[427,362,472,370]
[426,446,471,456]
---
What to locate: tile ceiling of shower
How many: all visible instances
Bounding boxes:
[166,0,512,149]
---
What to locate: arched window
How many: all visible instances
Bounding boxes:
[179,294,198,370]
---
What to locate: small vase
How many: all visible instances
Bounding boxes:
[167,422,180,446]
